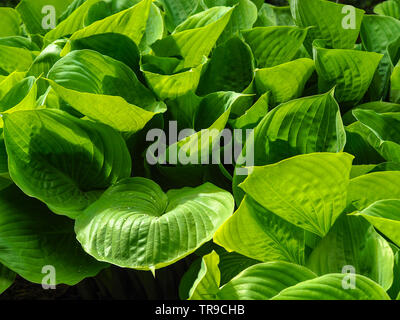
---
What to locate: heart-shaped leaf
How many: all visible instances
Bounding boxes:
[75,178,234,270]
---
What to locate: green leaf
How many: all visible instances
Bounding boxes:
[3,109,131,218]
[16,0,74,35]
[159,0,201,32]
[0,8,21,37]
[233,91,347,204]
[158,92,243,165]
[242,26,308,68]
[47,49,162,137]
[142,58,207,100]
[187,251,221,300]
[272,274,390,300]
[214,196,306,264]
[290,0,364,51]
[151,8,234,68]
[27,40,65,96]
[62,0,152,53]
[354,199,400,248]
[392,62,400,103]
[353,109,400,163]
[0,45,36,75]
[44,0,102,43]
[360,15,400,100]
[216,248,259,286]
[0,76,39,128]
[62,33,140,74]
[139,3,164,53]
[203,0,258,43]
[0,263,15,295]
[75,178,234,270]
[255,4,294,27]
[240,153,354,237]
[307,214,394,291]
[218,261,317,300]
[313,41,383,107]
[348,171,400,211]
[174,6,232,32]
[374,1,400,20]
[229,92,269,130]
[197,36,254,95]
[0,184,107,285]
[344,121,386,165]
[254,58,315,106]
[343,101,400,125]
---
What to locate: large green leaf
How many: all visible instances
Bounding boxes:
[75,178,234,270]
[242,26,308,68]
[254,58,315,106]
[290,0,364,51]
[47,49,162,137]
[61,0,152,53]
[307,215,394,291]
[354,199,400,248]
[3,109,131,218]
[151,8,234,68]
[214,196,305,264]
[353,109,400,163]
[197,36,254,95]
[240,153,354,237]
[218,261,317,300]
[0,184,107,285]
[313,41,383,107]
[0,8,21,37]
[348,171,400,210]
[361,15,400,100]
[272,274,390,300]
[16,0,74,35]
[233,91,347,205]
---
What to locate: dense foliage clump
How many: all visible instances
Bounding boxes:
[0,0,400,301]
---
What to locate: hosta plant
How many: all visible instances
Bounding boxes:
[0,0,400,301]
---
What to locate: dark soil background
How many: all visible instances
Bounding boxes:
[0,0,390,301]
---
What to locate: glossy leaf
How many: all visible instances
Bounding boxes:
[240,153,354,237]
[75,178,234,270]
[3,109,131,218]
[214,196,305,264]
[254,58,315,106]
